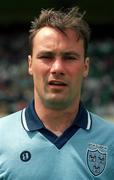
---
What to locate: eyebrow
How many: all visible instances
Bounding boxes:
[36,51,55,57]
[61,51,81,58]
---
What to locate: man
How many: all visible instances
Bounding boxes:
[0,7,114,179]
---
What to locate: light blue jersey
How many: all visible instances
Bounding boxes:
[0,101,114,179]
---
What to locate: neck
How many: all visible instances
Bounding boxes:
[34,99,79,136]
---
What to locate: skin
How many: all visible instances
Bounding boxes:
[28,27,89,135]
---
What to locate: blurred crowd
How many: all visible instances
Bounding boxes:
[0,31,114,119]
[83,39,114,118]
[0,32,33,116]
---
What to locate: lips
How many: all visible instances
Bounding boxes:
[48,80,67,86]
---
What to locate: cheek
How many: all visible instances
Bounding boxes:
[32,61,42,76]
[69,66,85,88]
[32,64,48,86]
[70,65,84,78]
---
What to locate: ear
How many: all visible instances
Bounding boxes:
[28,55,33,75]
[83,57,90,78]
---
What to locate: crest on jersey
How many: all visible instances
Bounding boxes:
[87,143,107,176]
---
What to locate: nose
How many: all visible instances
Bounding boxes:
[50,58,65,76]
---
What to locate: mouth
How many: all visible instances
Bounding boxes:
[48,80,67,89]
[49,80,67,85]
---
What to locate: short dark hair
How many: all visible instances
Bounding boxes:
[29,7,90,56]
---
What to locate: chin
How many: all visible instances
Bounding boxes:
[45,98,71,110]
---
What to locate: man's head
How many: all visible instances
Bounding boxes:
[29,7,90,57]
[28,7,90,110]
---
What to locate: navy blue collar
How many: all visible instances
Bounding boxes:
[21,100,91,132]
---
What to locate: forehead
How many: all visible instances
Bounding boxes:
[32,27,84,52]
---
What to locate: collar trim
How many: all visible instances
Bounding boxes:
[21,101,92,132]
[86,111,91,130]
[21,108,30,131]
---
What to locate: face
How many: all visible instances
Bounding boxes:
[28,27,89,110]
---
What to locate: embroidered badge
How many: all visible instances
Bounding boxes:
[87,143,107,176]
[20,151,31,162]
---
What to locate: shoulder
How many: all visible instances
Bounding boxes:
[0,110,22,129]
[90,112,114,132]
[89,112,114,159]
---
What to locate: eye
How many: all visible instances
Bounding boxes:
[39,55,51,59]
[64,55,78,61]
[63,52,80,61]
[68,56,77,60]
[37,52,54,60]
